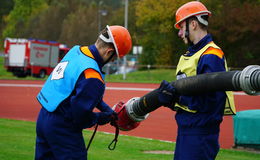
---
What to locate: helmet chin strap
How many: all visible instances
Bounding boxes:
[185,19,193,46]
[103,51,116,65]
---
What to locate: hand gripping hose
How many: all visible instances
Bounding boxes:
[130,65,260,117]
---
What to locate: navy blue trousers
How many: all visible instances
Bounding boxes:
[35,108,87,160]
[174,133,219,160]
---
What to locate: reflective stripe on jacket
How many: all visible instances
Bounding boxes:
[37,46,104,112]
[175,42,236,115]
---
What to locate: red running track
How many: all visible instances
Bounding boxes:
[0,80,259,149]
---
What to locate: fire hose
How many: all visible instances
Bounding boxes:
[113,65,260,131]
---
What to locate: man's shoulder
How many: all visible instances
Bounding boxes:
[202,43,224,59]
[83,69,104,84]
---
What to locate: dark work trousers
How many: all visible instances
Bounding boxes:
[35,108,87,160]
[174,132,219,160]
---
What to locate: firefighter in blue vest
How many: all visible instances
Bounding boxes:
[35,25,132,160]
[172,1,236,160]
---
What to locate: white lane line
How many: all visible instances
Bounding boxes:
[0,83,43,87]
[0,83,154,91]
[106,87,154,91]
[233,92,247,95]
[0,83,250,95]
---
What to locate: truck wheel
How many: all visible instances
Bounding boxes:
[14,72,27,78]
[38,70,46,78]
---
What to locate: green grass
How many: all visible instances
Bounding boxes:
[0,57,13,79]
[106,69,176,83]
[0,57,48,80]
[0,118,259,160]
[0,118,174,160]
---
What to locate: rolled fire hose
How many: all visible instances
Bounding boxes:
[114,65,260,131]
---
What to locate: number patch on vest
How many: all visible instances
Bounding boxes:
[51,61,68,80]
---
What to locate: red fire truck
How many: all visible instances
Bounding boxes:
[4,38,70,78]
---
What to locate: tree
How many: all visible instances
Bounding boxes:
[135,0,187,66]
[59,4,99,46]
[2,0,258,67]
[109,0,141,47]
[0,0,14,49]
[28,2,72,41]
[2,0,47,38]
[135,0,260,67]
[0,0,14,24]
[205,0,260,67]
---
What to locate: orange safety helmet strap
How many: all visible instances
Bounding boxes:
[99,25,132,58]
[175,1,211,29]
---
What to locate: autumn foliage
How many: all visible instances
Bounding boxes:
[0,0,259,67]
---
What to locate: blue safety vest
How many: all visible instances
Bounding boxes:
[37,45,105,112]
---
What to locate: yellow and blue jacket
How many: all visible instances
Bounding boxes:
[175,34,236,134]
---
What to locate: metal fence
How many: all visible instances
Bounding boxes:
[0,52,243,77]
[103,54,177,76]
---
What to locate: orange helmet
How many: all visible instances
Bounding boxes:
[99,25,132,58]
[175,1,211,29]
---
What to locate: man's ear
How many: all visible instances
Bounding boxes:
[107,48,115,56]
[191,20,198,30]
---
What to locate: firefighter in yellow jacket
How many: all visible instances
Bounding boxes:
[173,1,236,160]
